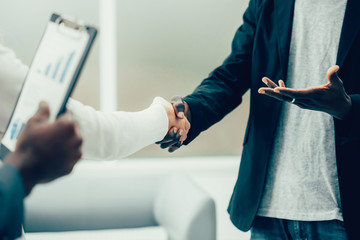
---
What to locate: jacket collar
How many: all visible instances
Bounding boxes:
[274,0,295,81]
[337,0,360,67]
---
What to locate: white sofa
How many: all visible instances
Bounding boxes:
[23,160,216,240]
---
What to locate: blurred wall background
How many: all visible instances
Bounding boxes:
[0,0,250,158]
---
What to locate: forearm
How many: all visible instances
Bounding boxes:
[0,163,25,239]
[67,99,168,160]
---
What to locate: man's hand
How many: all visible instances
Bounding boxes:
[258,65,352,120]
[156,96,191,152]
[5,102,83,195]
[152,97,190,144]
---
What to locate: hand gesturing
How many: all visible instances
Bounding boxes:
[258,65,352,120]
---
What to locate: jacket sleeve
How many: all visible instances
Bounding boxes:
[334,94,360,141]
[67,99,169,160]
[0,163,25,239]
[183,0,258,144]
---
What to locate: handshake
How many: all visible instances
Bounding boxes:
[152,96,191,152]
[5,97,189,198]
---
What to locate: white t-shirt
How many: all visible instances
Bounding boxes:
[257,0,347,221]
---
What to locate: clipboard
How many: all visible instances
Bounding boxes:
[0,13,97,160]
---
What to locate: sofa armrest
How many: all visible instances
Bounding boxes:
[154,174,216,240]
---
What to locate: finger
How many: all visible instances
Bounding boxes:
[262,77,278,88]
[159,128,181,148]
[278,80,286,87]
[160,134,181,149]
[156,135,175,145]
[156,127,177,144]
[185,119,191,132]
[33,101,50,122]
[73,124,82,146]
[156,136,175,145]
[173,131,182,143]
[171,96,185,119]
[65,111,82,137]
[164,130,181,147]
[258,88,293,102]
[273,87,313,99]
[65,127,83,150]
[169,142,182,153]
[51,117,79,141]
[179,129,187,143]
[160,140,178,149]
[327,65,342,85]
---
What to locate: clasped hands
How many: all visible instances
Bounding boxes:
[153,96,191,152]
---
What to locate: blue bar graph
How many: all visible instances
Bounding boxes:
[45,63,52,77]
[10,119,25,140]
[39,50,76,84]
[52,57,63,80]
[10,120,19,140]
[59,51,75,84]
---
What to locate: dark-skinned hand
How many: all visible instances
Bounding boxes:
[258,65,352,120]
[5,101,83,195]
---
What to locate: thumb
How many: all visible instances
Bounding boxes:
[171,96,185,119]
[33,101,50,122]
[327,65,342,85]
[175,109,185,119]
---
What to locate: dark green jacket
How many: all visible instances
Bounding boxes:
[184,0,360,238]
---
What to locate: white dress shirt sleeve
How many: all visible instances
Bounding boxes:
[67,98,169,160]
[0,44,169,159]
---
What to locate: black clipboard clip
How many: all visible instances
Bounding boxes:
[52,14,89,39]
[54,15,86,31]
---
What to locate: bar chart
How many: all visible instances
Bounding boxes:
[10,119,25,140]
[38,50,76,84]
